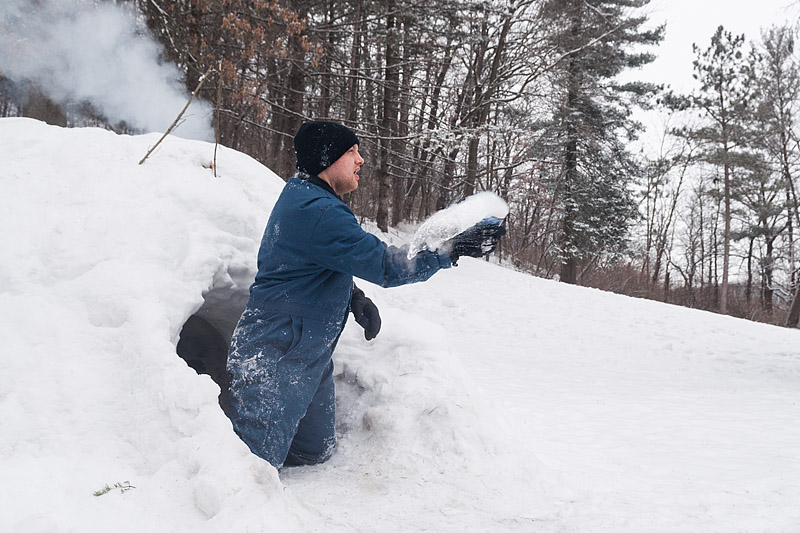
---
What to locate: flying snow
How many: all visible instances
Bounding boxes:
[407,192,509,259]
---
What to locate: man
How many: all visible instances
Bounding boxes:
[226,120,504,469]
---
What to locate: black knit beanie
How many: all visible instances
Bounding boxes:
[294,121,360,177]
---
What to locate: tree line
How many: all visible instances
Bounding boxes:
[3,0,800,328]
[648,25,800,326]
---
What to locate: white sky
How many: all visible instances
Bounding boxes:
[624,0,799,151]
[639,0,799,92]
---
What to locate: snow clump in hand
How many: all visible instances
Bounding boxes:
[408,191,509,259]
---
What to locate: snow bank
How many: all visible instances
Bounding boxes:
[397,260,800,532]
[283,300,567,530]
[4,118,798,532]
[0,119,563,532]
[0,118,306,531]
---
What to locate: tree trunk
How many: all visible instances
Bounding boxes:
[787,284,800,327]
[410,42,454,219]
[745,235,754,305]
[787,186,796,295]
[279,12,308,178]
[465,136,480,197]
[345,0,363,124]
[557,4,583,285]
[720,147,731,314]
[437,146,460,211]
[391,16,413,227]
[764,236,775,311]
[463,6,513,197]
[317,2,334,119]
[560,74,580,285]
[376,0,398,232]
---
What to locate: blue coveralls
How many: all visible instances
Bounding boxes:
[227,174,452,468]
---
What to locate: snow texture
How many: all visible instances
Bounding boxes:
[2,118,800,532]
[407,192,509,259]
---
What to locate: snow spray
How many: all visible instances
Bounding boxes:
[408,192,509,259]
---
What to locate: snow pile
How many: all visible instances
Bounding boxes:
[285,304,565,530]
[2,118,799,532]
[0,119,562,531]
[408,191,509,258]
[398,261,800,531]
[0,118,302,531]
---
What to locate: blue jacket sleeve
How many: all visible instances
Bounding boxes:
[307,202,451,288]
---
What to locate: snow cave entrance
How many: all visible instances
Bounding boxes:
[175,281,249,418]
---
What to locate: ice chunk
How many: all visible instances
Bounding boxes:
[408,192,509,259]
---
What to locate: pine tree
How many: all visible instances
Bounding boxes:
[542,0,663,284]
[679,26,758,313]
[753,26,800,322]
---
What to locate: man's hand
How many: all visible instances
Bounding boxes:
[350,285,381,340]
[446,217,506,265]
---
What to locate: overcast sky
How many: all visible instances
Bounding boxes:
[638,0,798,92]
[624,0,798,150]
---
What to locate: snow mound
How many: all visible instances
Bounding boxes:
[0,119,562,532]
[0,118,308,531]
[6,118,797,532]
[283,302,568,530]
[408,191,509,258]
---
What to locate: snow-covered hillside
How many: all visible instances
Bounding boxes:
[1,118,798,532]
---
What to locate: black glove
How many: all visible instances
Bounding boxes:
[446,217,506,265]
[350,285,381,341]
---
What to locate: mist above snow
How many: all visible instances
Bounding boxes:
[0,0,213,140]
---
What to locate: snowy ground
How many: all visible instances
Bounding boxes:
[1,118,799,532]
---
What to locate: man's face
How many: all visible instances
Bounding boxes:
[319,144,364,195]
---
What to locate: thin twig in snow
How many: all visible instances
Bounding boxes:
[138,65,214,165]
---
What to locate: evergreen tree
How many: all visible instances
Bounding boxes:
[542,0,663,284]
[753,26,800,320]
[734,154,785,310]
[678,26,758,313]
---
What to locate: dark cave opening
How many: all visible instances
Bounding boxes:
[175,282,249,418]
